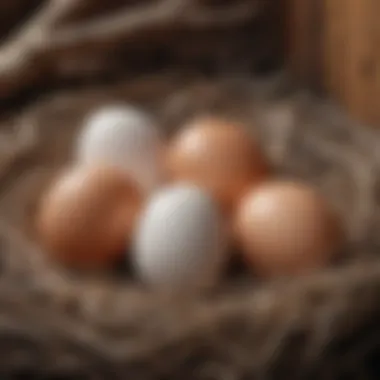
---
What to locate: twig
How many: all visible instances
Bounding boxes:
[0,0,262,98]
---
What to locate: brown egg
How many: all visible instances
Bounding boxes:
[36,165,142,269]
[166,117,270,215]
[234,181,344,278]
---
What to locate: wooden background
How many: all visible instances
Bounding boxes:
[286,0,380,127]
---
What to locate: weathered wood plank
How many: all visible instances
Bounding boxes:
[286,0,380,126]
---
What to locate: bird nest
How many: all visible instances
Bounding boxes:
[0,74,380,379]
[1,1,380,379]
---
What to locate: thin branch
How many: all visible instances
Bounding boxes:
[50,0,259,50]
[0,0,263,97]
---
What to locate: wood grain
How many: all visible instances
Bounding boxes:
[344,0,373,124]
[286,0,380,126]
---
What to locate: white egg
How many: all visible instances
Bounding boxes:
[75,104,163,194]
[132,184,227,291]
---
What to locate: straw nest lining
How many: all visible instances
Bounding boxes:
[1,74,380,379]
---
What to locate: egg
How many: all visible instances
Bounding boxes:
[234,181,344,278]
[75,104,164,194]
[132,184,227,291]
[36,165,142,269]
[165,117,270,215]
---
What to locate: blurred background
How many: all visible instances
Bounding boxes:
[0,0,283,112]
[1,2,380,379]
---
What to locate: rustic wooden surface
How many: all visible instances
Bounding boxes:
[286,0,380,126]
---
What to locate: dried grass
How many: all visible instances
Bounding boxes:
[0,72,380,379]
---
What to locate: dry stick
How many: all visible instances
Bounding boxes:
[53,0,259,48]
[0,0,86,96]
[0,0,260,97]
[0,121,38,182]
[0,0,86,62]
[304,136,376,241]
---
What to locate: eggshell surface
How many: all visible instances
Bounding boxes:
[234,181,344,278]
[36,165,142,269]
[75,105,164,194]
[132,184,227,290]
[166,117,269,215]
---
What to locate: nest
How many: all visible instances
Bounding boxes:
[1,1,380,379]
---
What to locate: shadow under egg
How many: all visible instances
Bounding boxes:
[111,247,139,282]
